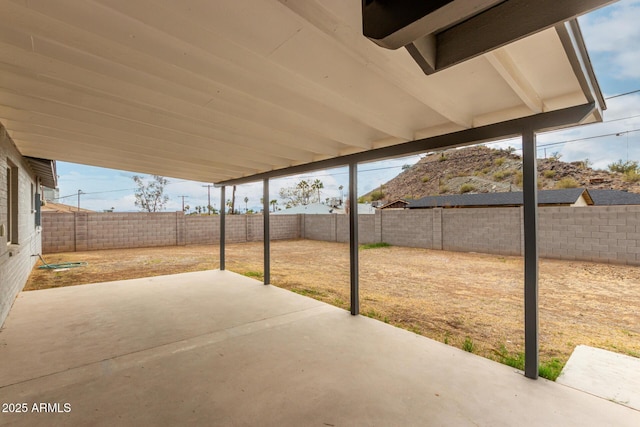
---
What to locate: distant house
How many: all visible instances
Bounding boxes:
[408,188,593,209]
[42,202,94,213]
[380,199,409,210]
[273,202,376,214]
[273,203,337,215]
[588,189,640,206]
[42,202,93,213]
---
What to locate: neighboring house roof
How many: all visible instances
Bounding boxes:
[24,156,57,188]
[588,189,640,205]
[408,189,593,209]
[380,199,408,209]
[42,202,93,213]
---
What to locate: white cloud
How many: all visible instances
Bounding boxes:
[580,0,640,81]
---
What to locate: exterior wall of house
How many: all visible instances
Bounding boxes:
[1,129,41,326]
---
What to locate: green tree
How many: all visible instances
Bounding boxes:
[311,179,324,203]
[132,175,169,212]
[244,196,249,213]
[279,179,321,207]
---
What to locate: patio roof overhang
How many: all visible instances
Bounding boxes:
[0,0,617,382]
[0,0,611,184]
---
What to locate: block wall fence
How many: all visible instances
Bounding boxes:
[42,206,640,265]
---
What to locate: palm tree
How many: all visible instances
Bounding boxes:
[244,196,249,213]
[311,179,324,203]
[270,199,278,212]
[338,185,344,205]
[297,180,311,205]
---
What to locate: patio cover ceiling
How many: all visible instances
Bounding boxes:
[0,0,610,184]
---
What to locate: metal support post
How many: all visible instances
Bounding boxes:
[349,162,359,315]
[263,179,270,285]
[220,186,226,271]
[522,127,539,379]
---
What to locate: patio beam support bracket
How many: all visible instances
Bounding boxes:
[349,162,359,316]
[522,126,539,379]
[263,178,271,285]
[220,186,226,271]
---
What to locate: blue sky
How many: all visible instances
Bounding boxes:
[55,0,640,212]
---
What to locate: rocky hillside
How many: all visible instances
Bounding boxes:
[361,145,640,203]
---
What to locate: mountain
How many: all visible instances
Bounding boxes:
[360,145,640,203]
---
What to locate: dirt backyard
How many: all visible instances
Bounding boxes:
[26,240,640,379]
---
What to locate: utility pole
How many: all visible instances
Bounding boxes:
[179,195,188,212]
[202,184,214,214]
[77,190,83,211]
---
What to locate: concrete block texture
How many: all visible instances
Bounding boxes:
[443,207,521,255]
[44,212,304,250]
[41,206,640,266]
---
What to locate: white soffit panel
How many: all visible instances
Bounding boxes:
[0,0,604,183]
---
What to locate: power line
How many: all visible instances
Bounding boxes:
[605,89,640,100]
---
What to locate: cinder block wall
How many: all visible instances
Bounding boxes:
[538,206,640,264]
[303,214,376,244]
[42,207,640,266]
[43,213,304,251]
[185,216,220,244]
[1,127,41,326]
[42,212,75,252]
[303,215,336,241]
[270,215,301,240]
[86,212,182,250]
[442,207,522,255]
[381,210,434,248]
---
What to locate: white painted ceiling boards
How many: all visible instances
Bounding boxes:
[0,0,610,183]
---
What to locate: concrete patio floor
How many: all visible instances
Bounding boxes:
[1,270,638,426]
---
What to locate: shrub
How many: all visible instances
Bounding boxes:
[549,151,563,161]
[608,159,639,174]
[421,175,430,183]
[543,170,556,179]
[494,157,506,166]
[462,337,475,353]
[438,153,448,162]
[624,170,640,183]
[370,190,384,201]
[493,170,513,181]
[514,171,523,186]
[460,184,476,194]
[555,177,579,189]
[438,185,449,194]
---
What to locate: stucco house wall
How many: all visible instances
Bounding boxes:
[0,128,42,326]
